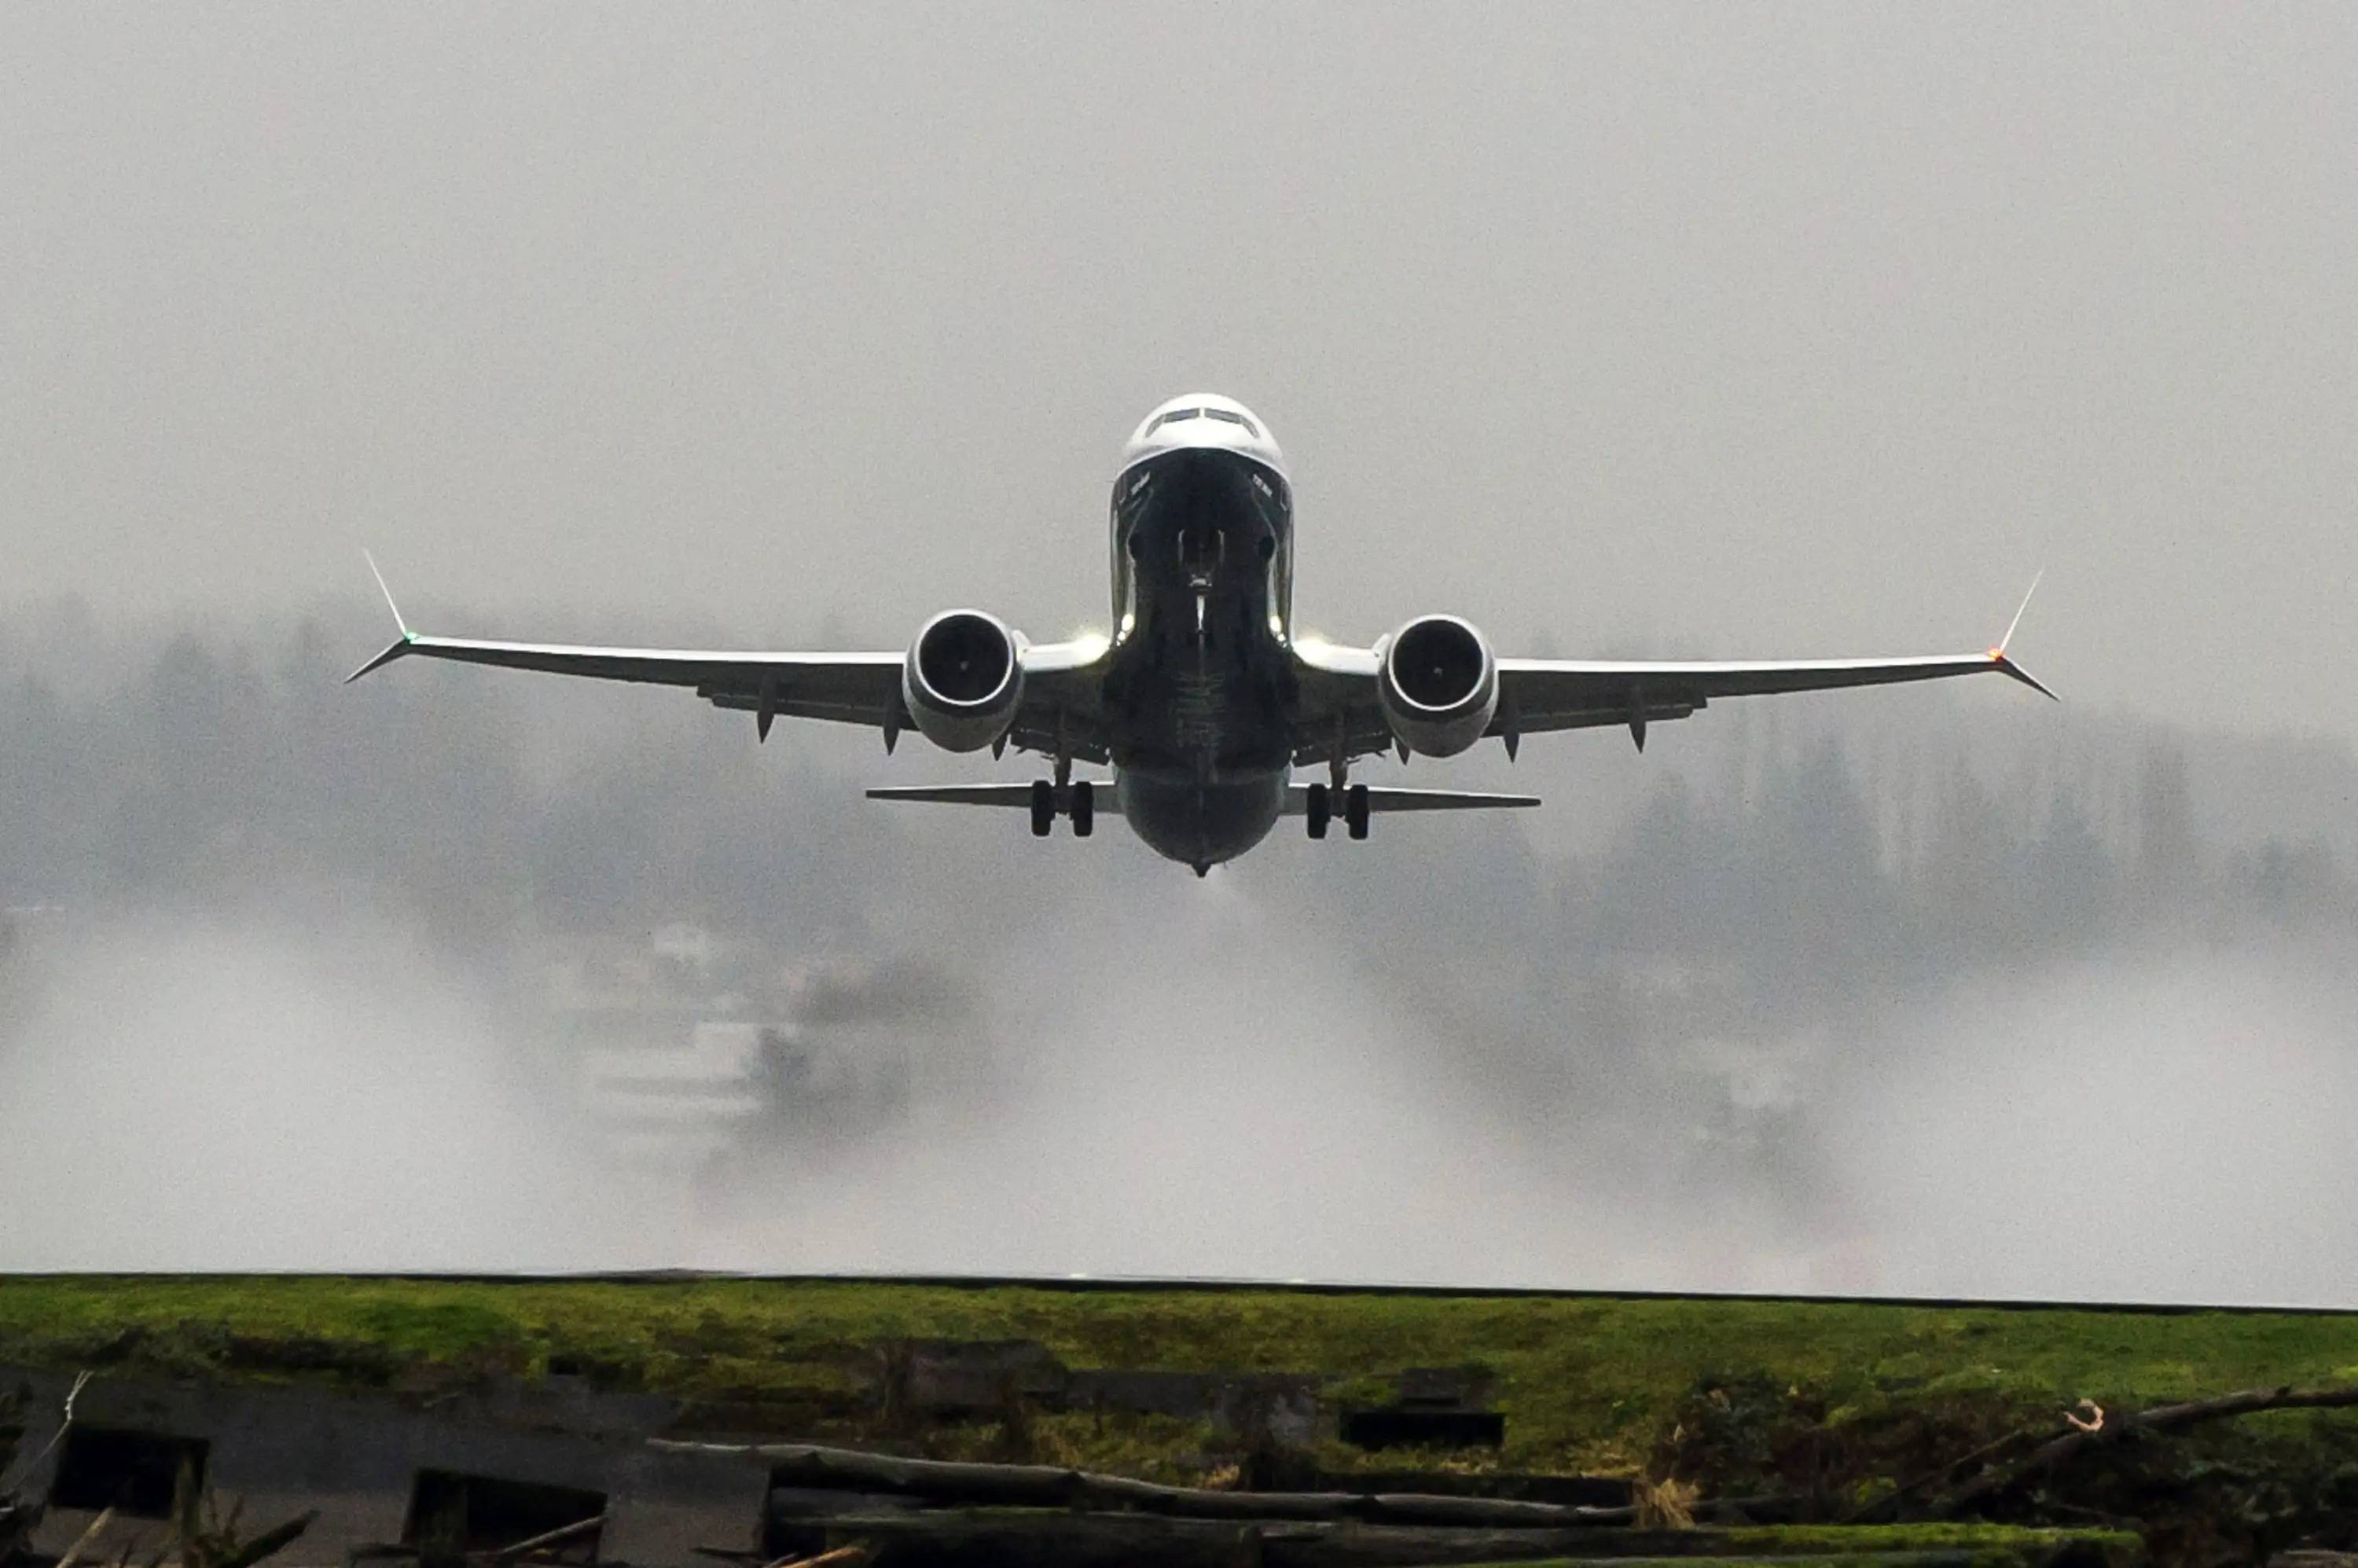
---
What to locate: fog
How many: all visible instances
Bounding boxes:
[3,615,2353,1304]
[0,911,684,1272]
[4,6,2354,1301]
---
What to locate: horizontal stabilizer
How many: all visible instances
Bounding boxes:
[866,783,1119,813]
[1282,784,1540,814]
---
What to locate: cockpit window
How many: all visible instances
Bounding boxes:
[1203,408,1260,436]
[1148,407,1203,434]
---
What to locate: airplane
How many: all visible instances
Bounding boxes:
[349,392,2051,876]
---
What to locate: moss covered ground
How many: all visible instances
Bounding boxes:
[1477,1519,2141,1565]
[1,1276,2352,1482]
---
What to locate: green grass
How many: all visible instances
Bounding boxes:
[1721,1522,2143,1558]
[1484,1520,2143,1565]
[1,1276,2353,1480]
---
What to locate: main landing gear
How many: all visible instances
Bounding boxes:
[1302,781,1371,841]
[1029,778,1094,838]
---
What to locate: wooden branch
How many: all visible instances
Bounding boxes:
[1934,1383,2358,1518]
[484,1515,603,1561]
[215,1508,321,1568]
[0,1368,91,1495]
[53,1504,116,1568]
[769,1548,868,1568]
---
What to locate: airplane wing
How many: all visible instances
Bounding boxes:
[864,783,1541,814]
[1292,581,2051,765]
[1281,784,1538,813]
[1491,647,2053,743]
[345,558,1111,760]
[865,784,1074,809]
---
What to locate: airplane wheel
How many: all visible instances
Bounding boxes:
[1305,782,1330,839]
[1071,780,1094,837]
[1030,779,1054,838]
[1346,782,1370,840]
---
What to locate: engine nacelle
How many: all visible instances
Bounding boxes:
[1378,614,1499,758]
[903,609,1025,753]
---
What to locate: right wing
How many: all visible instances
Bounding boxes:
[345,560,1111,760]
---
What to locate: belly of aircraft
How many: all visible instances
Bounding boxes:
[1102,448,1297,867]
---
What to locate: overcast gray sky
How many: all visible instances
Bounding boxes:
[4,5,2353,739]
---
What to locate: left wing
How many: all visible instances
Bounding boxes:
[1293,582,2052,765]
[344,558,1110,759]
[1282,784,1537,814]
[1493,647,2053,744]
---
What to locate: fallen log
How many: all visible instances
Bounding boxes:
[1934,1383,2358,1518]
[659,1439,1628,1532]
[792,1511,2110,1568]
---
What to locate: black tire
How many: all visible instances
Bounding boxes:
[1346,782,1371,840]
[1071,780,1094,837]
[1305,782,1330,839]
[1030,778,1054,838]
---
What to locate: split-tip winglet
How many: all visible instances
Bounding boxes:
[1987,569,2056,700]
[345,549,417,683]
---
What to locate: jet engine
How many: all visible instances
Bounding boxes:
[903,609,1024,752]
[1378,614,1498,758]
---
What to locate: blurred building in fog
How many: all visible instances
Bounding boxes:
[540,924,929,1170]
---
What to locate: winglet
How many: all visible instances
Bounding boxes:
[1998,567,2042,655]
[345,550,418,683]
[1992,652,2057,701]
[364,549,412,638]
[1986,570,2056,700]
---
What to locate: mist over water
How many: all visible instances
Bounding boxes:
[2,617,2356,1303]
[0,909,685,1272]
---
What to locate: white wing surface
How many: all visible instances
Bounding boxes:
[344,560,1109,758]
[1493,647,2053,741]
[1292,581,2051,765]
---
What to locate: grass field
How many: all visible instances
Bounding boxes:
[3,1276,2355,1482]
